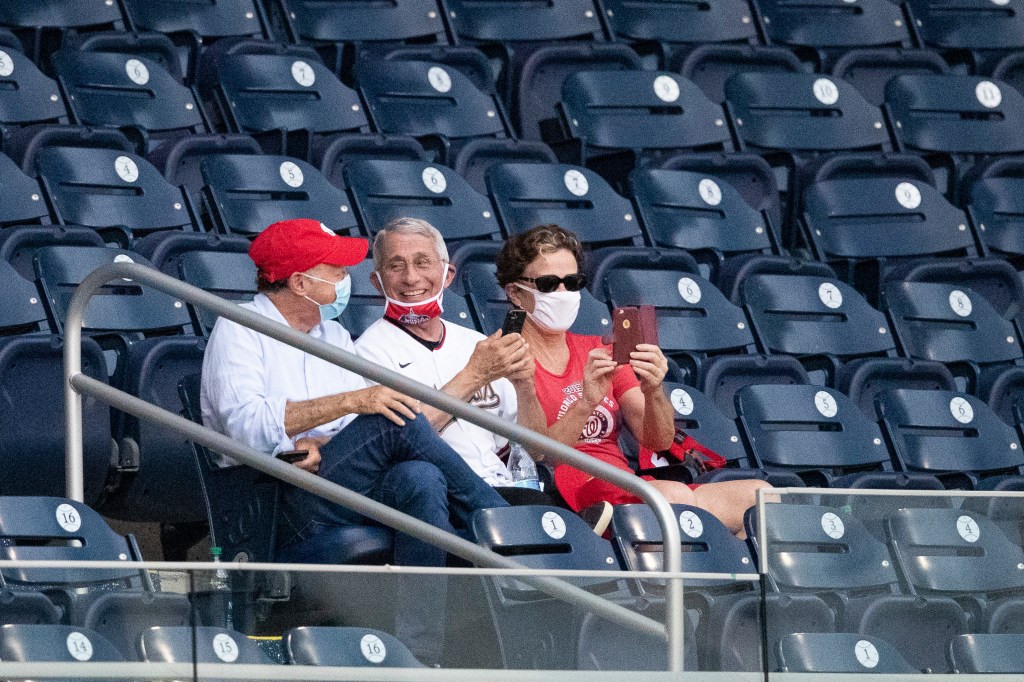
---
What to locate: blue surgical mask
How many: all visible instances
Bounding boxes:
[302,273,351,321]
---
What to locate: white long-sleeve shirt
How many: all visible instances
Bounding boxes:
[201,293,366,463]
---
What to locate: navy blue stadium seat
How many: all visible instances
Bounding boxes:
[777,632,918,673]
[452,139,557,196]
[881,281,1022,391]
[0,591,61,625]
[487,162,642,247]
[904,0,1024,72]
[739,271,896,381]
[603,0,758,69]
[52,47,208,152]
[177,251,257,335]
[886,508,1024,634]
[678,45,803,104]
[141,626,276,664]
[344,160,501,243]
[832,48,949,107]
[576,610,699,670]
[200,154,358,237]
[837,357,957,418]
[0,1,125,65]
[885,75,1024,194]
[630,168,779,279]
[0,44,69,132]
[285,626,423,667]
[34,146,197,244]
[0,336,110,505]
[700,353,810,417]
[356,59,511,164]
[0,624,124,663]
[949,633,1024,673]
[876,389,1024,489]
[591,249,755,384]
[452,242,611,337]
[514,44,641,142]
[203,42,369,159]
[0,154,48,227]
[132,231,251,278]
[965,158,1024,262]
[754,0,912,68]
[147,134,263,209]
[553,71,733,181]
[748,503,969,673]
[0,256,47,335]
[445,0,606,45]
[316,133,428,192]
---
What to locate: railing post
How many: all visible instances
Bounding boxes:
[63,295,85,503]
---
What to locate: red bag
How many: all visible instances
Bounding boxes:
[638,428,727,479]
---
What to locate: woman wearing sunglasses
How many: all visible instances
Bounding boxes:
[498,224,769,537]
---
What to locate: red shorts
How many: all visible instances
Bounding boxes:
[556,465,700,512]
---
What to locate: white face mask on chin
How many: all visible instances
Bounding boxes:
[516,283,581,333]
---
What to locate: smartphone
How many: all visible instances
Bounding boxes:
[276,449,309,464]
[502,308,527,335]
[612,305,658,365]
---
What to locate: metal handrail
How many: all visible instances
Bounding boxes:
[63,262,685,670]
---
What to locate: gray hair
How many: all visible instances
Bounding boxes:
[372,217,450,265]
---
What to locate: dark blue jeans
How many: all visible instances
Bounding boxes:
[275,413,508,664]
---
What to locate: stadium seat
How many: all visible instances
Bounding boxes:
[678,45,803,105]
[140,625,277,664]
[200,154,359,237]
[202,41,369,159]
[576,610,699,670]
[487,162,643,247]
[452,138,557,196]
[285,626,424,667]
[0,624,124,663]
[754,0,912,68]
[34,146,198,244]
[356,59,511,165]
[904,0,1024,73]
[132,231,251,277]
[344,159,501,243]
[837,357,957,417]
[0,591,61,625]
[699,354,810,417]
[444,0,606,46]
[0,44,69,132]
[590,249,755,383]
[177,250,257,335]
[885,75,1024,194]
[747,503,969,673]
[738,270,896,381]
[630,168,780,279]
[876,389,1024,489]
[886,507,1024,634]
[965,158,1024,262]
[0,1,126,65]
[471,505,628,669]
[0,256,47,334]
[146,133,264,213]
[831,48,949,107]
[881,281,1022,390]
[949,633,1024,673]
[552,71,733,182]
[0,154,48,227]
[777,632,918,673]
[602,0,759,69]
[316,134,428,194]
[52,46,208,153]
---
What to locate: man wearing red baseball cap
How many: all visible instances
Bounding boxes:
[200,218,508,664]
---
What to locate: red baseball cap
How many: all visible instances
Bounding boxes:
[250,219,368,282]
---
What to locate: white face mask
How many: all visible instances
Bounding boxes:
[516,284,581,333]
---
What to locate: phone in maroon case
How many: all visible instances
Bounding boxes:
[612,305,658,365]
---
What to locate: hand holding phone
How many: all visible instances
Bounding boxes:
[612,306,658,365]
[276,449,309,464]
[502,308,527,336]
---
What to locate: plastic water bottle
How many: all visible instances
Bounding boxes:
[209,546,234,630]
[508,442,542,490]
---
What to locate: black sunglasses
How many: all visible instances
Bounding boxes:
[518,273,588,293]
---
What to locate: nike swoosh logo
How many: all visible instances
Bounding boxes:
[399,362,412,368]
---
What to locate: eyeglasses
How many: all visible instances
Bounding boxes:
[518,273,587,293]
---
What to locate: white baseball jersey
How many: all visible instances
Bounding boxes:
[355,319,516,485]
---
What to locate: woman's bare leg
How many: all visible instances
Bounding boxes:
[645,478,772,538]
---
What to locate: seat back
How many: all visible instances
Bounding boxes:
[358,60,508,140]
[741,274,894,358]
[967,174,1024,257]
[726,73,889,152]
[487,162,641,246]
[886,507,1024,595]
[803,176,974,259]
[178,251,257,335]
[0,624,124,663]
[737,384,890,471]
[36,147,193,235]
[645,382,749,467]
[214,52,367,135]
[631,168,773,256]
[285,626,423,667]
[141,626,276,664]
[53,50,204,136]
[0,151,50,227]
[278,0,447,44]
[344,159,499,241]
[886,75,1024,155]
[0,46,67,127]
[201,154,358,236]
[757,0,910,49]
[905,0,1024,51]
[603,0,756,45]
[0,258,47,333]
[560,71,731,152]
[882,282,1022,365]
[876,389,1024,477]
[123,0,268,40]
[34,246,191,334]
[777,632,918,673]
[445,0,605,42]
[0,1,123,30]
[949,633,1024,674]
[0,497,138,585]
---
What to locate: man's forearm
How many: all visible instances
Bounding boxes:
[421,367,486,429]
[284,392,352,437]
[640,388,676,451]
